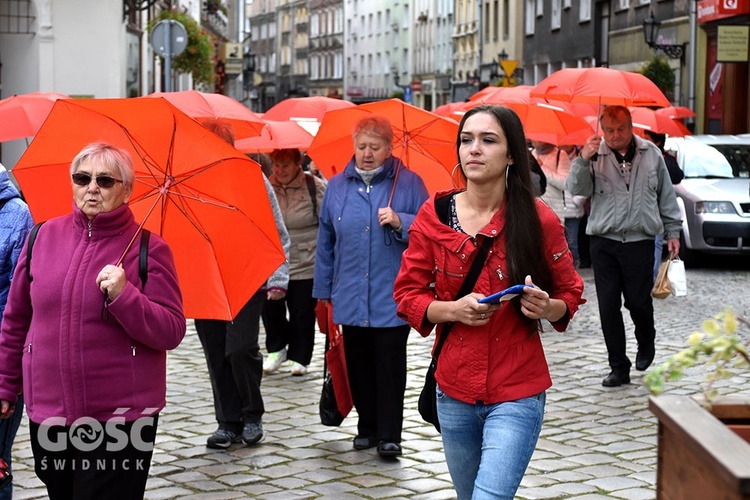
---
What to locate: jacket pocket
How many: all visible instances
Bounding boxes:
[433,247,467,301]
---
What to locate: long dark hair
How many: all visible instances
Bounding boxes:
[456,105,554,329]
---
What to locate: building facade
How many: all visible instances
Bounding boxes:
[308,0,344,99]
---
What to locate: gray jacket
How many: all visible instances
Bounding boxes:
[566,134,682,242]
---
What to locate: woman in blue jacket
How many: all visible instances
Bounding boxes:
[313,115,429,458]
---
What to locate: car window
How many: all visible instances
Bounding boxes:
[666,140,734,178]
[707,144,750,178]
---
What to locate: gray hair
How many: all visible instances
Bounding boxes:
[70,142,135,193]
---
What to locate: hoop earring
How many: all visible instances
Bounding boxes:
[505,163,511,191]
[451,163,466,189]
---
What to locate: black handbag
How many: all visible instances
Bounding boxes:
[320,372,345,427]
[0,409,13,490]
[418,235,494,433]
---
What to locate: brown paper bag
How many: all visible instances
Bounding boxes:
[652,259,672,299]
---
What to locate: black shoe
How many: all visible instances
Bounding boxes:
[602,371,630,387]
[377,441,402,458]
[353,436,378,450]
[242,421,264,445]
[207,428,242,449]
[636,344,655,371]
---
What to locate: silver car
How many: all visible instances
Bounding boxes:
[664,135,750,264]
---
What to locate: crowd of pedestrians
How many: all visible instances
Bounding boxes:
[0,102,684,499]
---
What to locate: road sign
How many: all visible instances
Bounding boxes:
[500,60,519,79]
[150,20,188,58]
[403,85,413,104]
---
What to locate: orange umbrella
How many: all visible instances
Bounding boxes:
[234,120,314,153]
[530,67,671,107]
[306,99,457,194]
[0,91,70,142]
[433,101,466,118]
[146,90,265,140]
[629,107,692,137]
[263,96,356,122]
[12,97,285,321]
[655,106,696,120]
[459,86,594,146]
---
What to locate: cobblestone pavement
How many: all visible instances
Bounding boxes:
[9,261,750,499]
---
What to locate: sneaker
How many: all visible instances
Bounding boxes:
[206,428,241,449]
[242,421,264,445]
[263,349,287,373]
[290,361,308,376]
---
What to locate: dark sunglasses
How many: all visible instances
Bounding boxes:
[72,173,123,189]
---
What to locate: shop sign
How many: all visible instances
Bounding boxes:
[698,0,750,23]
[717,25,750,62]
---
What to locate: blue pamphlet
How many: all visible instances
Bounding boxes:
[477,284,533,304]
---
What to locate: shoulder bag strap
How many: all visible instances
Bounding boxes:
[432,235,494,360]
[139,229,150,288]
[26,221,46,283]
[304,173,318,219]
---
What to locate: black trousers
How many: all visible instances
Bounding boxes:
[590,236,656,374]
[29,415,158,500]
[261,278,317,366]
[342,325,410,443]
[195,291,265,432]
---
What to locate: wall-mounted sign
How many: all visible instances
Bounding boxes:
[221,42,244,74]
[717,25,750,62]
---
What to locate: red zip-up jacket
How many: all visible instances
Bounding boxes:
[394,190,584,404]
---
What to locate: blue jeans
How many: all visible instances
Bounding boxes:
[437,387,546,500]
[565,218,581,267]
[0,394,24,500]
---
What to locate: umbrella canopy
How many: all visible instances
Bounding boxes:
[655,106,696,120]
[12,97,285,321]
[263,96,356,122]
[629,107,692,137]
[306,98,457,194]
[146,90,265,140]
[433,101,468,118]
[0,91,70,142]
[458,86,594,146]
[530,67,671,107]
[234,120,314,153]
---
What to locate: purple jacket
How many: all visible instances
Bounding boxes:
[0,204,185,425]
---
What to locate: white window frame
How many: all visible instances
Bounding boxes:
[525,0,535,34]
[551,0,562,30]
[579,0,591,22]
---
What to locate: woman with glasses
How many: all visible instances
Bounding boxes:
[0,142,186,500]
[313,115,429,458]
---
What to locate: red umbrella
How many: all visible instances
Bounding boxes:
[146,90,265,140]
[655,106,696,120]
[530,67,671,107]
[629,107,692,137]
[306,98,457,194]
[459,86,594,146]
[234,120,314,153]
[433,101,466,118]
[12,97,285,321]
[0,91,70,142]
[263,96,356,122]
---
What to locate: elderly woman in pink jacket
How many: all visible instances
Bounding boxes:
[0,143,186,500]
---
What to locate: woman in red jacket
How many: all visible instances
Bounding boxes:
[394,106,584,499]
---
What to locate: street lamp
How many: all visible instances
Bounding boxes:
[642,13,686,61]
[391,65,400,88]
[242,50,256,91]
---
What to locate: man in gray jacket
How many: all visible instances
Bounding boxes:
[566,106,681,387]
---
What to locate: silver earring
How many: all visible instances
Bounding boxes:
[505,164,511,191]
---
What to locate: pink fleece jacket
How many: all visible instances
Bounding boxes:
[0,204,185,425]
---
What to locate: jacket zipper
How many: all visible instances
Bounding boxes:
[131,346,136,357]
[88,220,92,237]
[27,343,32,353]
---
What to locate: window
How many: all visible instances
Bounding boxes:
[563,0,571,8]
[580,0,591,22]
[525,0,535,34]
[618,0,629,9]
[536,0,543,16]
[551,0,561,29]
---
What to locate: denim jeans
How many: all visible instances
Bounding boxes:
[437,387,546,500]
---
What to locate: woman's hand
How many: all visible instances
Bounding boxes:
[520,275,566,322]
[267,289,286,301]
[97,265,127,301]
[454,293,500,326]
[0,399,15,419]
[378,207,402,231]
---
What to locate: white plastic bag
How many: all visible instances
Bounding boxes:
[667,257,687,297]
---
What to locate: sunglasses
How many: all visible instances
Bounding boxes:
[72,173,123,189]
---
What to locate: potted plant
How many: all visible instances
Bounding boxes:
[645,310,750,499]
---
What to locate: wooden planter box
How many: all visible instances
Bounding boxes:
[649,395,750,499]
